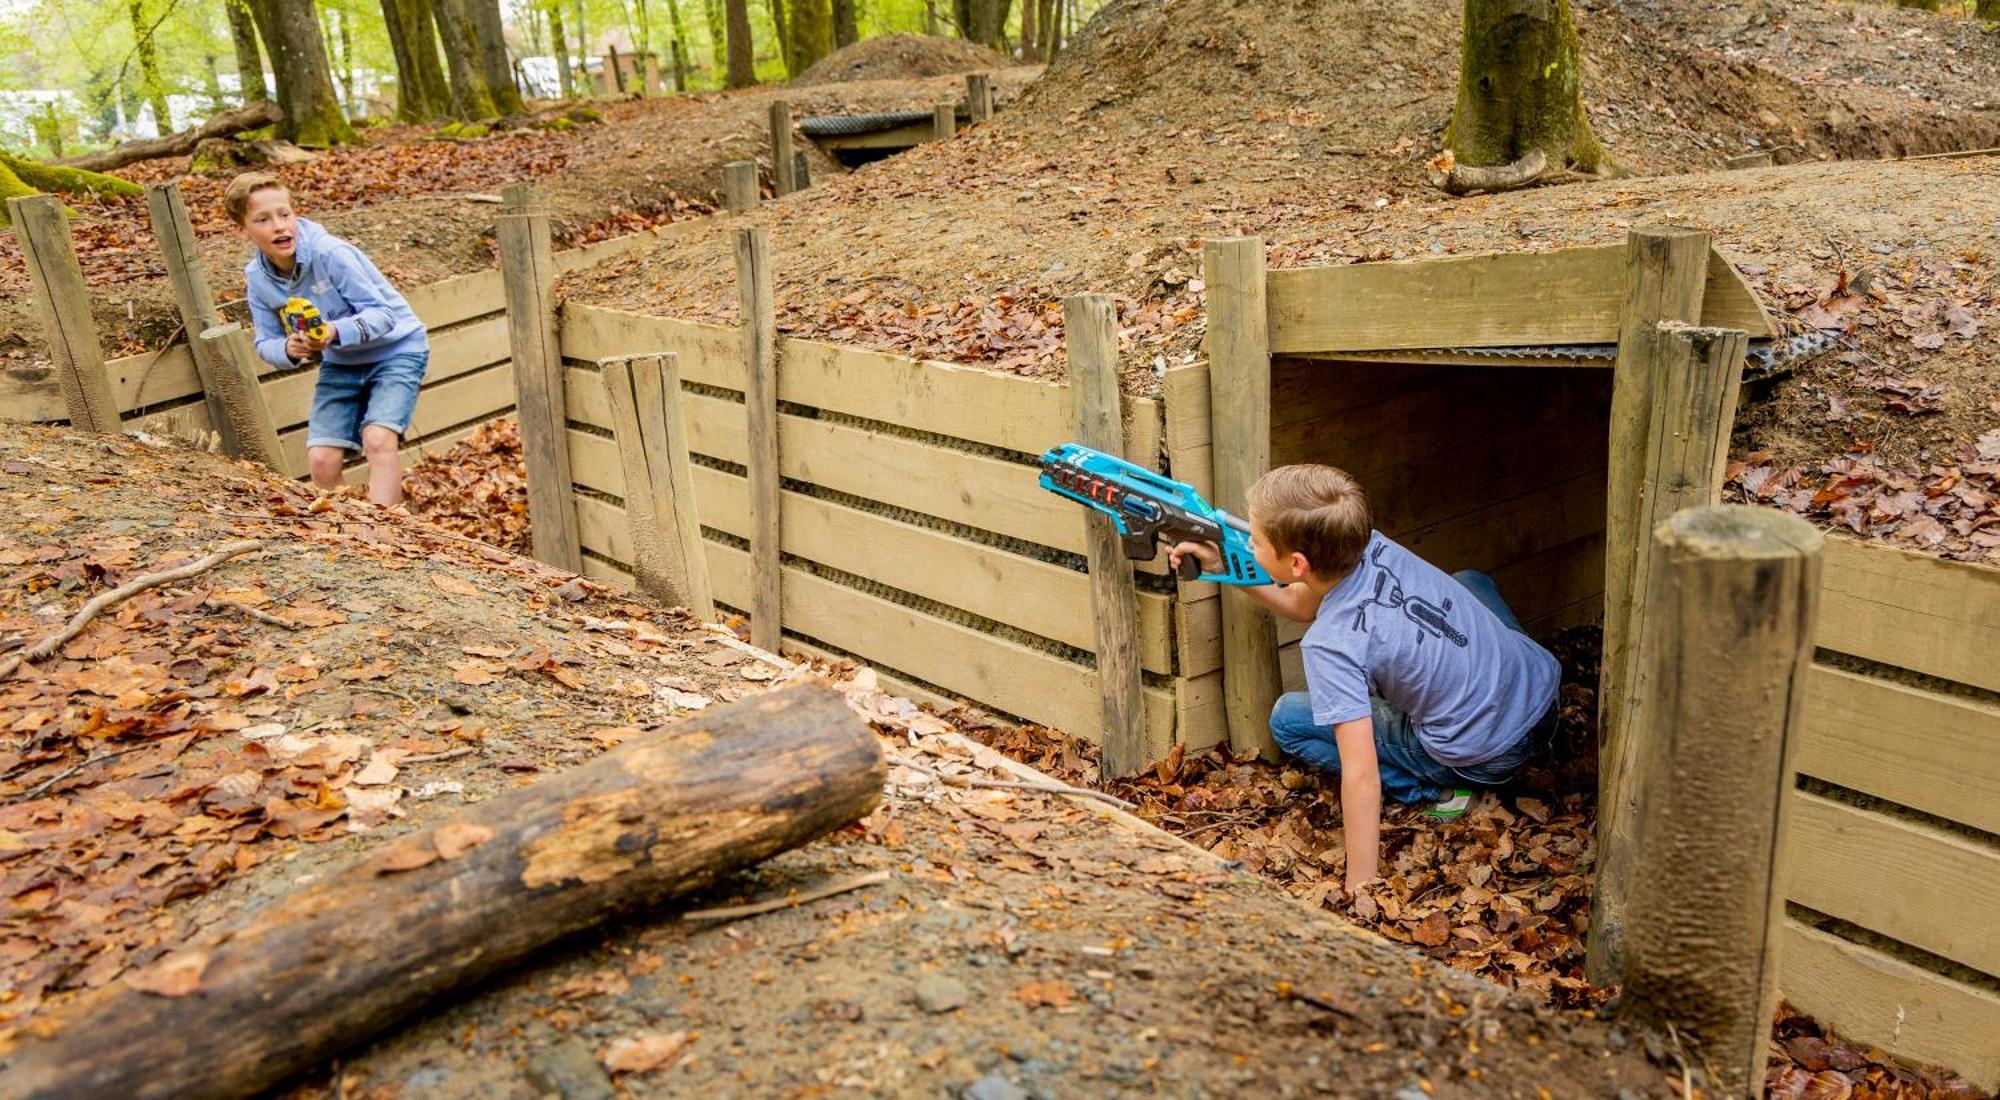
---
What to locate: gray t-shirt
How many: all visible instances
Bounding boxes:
[1299,531,1560,767]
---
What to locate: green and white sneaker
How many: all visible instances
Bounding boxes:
[1423,789,1474,820]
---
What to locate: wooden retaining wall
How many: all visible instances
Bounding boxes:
[1780,538,2000,1090]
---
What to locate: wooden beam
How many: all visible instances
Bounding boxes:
[1264,241,1772,354]
[497,183,583,573]
[1588,229,1712,987]
[144,182,237,455]
[195,324,285,470]
[599,354,714,619]
[966,72,992,122]
[1065,294,1146,776]
[1202,238,1282,762]
[723,160,759,213]
[1814,539,2000,693]
[932,101,956,141]
[7,194,119,433]
[769,100,796,197]
[1796,665,2000,837]
[735,225,782,652]
[1617,505,1822,1100]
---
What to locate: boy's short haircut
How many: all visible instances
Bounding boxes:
[223,172,287,225]
[1247,464,1372,580]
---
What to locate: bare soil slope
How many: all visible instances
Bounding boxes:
[794,33,1014,85]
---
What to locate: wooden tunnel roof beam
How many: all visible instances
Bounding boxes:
[1264,241,1772,355]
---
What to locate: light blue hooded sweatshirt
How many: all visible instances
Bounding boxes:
[245,217,429,371]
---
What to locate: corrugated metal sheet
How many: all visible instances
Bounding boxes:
[799,110,935,137]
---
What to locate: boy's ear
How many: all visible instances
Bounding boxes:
[1289,549,1313,579]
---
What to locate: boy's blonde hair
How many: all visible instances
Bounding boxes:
[223,172,287,225]
[1246,464,1372,580]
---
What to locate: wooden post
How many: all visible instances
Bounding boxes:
[196,323,285,471]
[497,183,584,574]
[0,684,883,1100]
[604,46,624,93]
[1202,237,1282,762]
[932,101,956,140]
[1590,322,1748,982]
[966,72,992,122]
[1618,505,1821,1099]
[723,160,759,213]
[599,353,715,619]
[735,225,781,652]
[1064,294,1146,777]
[144,182,238,455]
[769,100,796,197]
[1588,226,1712,986]
[8,194,119,434]
[792,150,811,191]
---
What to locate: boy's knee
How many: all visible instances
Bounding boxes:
[306,448,344,483]
[360,426,400,460]
[1267,691,1316,747]
[1450,568,1491,588]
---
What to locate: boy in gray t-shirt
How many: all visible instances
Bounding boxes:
[1170,464,1559,894]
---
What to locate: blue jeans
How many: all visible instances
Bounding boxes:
[1267,569,1558,805]
[306,351,429,452]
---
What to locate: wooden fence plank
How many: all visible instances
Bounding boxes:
[736,226,782,651]
[144,182,234,453]
[499,187,582,573]
[600,355,714,617]
[1796,666,2000,837]
[1266,242,1773,354]
[1784,790,2000,978]
[403,268,506,330]
[1815,538,2000,693]
[9,195,119,433]
[1779,920,2000,1092]
[261,316,512,431]
[276,363,515,475]
[197,323,285,470]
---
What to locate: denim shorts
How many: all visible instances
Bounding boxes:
[306,352,429,452]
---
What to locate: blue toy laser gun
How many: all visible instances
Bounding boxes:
[1038,442,1272,586]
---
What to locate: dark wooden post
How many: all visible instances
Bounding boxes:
[497,183,583,573]
[966,72,992,122]
[1619,505,1821,1099]
[769,100,796,197]
[144,182,238,455]
[1064,293,1146,776]
[604,46,624,93]
[8,194,120,434]
[599,352,714,619]
[1202,237,1281,762]
[932,101,956,140]
[196,323,286,471]
[723,160,759,213]
[734,225,781,652]
[792,150,811,191]
[1589,227,1713,985]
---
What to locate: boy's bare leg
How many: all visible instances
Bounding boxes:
[360,425,404,507]
[306,446,346,492]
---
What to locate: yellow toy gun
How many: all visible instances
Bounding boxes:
[282,297,328,342]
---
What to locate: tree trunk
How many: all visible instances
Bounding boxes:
[56,100,283,171]
[785,0,832,73]
[411,0,454,113]
[130,0,174,137]
[665,0,692,87]
[201,52,226,110]
[225,0,267,103]
[725,0,756,86]
[573,0,590,78]
[382,0,440,119]
[767,0,794,74]
[466,0,527,114]
[1447,0,1607,176]
[1019,0,1035,60]
[832,0,856,47]
[953,0,1008,49]
[430,0,499,117]
[1980,0,1999,20]
[705,0,727,77]
[0,685,885,1100]
[631,0,653,57]
[245,0,357,146]
[335,6,356,111]
[548,0,575,96]
[0,155,143,223]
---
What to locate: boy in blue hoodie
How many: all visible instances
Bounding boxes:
[227,172,430,506]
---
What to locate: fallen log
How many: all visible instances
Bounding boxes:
[57,100,283,173]
[0,682,883,1100]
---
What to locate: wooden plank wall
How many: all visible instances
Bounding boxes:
[559,303,1222,760]
[1778,539,2000,1092]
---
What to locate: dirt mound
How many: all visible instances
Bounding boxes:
[794,33,1011,86]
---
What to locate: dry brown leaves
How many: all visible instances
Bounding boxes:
[1765,1001,1986,1100]
[1726,437,2000,562]
[400,418,532,556]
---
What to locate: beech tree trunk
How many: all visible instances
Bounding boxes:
[665,0,692,88]
[705,0,727,77]
[0,685,884,1100]
[784,0,832,74]
[548,0,575,96]
[430,0,499,117]
[1447,0,1607,176]
[467,0,527,114]
[245,0,357,146]
[832,0,856,48]
[725,0,756,86]
[952,0,1009,48]
[1019,0,1035,59]
[225,0,268,103]
[381,0,450,119]
[130,0,174,135]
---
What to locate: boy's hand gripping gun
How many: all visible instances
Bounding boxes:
[282,297,329,362]
[1038,442,1272,586]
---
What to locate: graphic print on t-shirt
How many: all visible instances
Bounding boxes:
[1348,543,1469,648]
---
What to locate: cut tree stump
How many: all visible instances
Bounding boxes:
[0,684,884,1100]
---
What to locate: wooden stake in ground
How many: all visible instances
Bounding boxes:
[195,324,285,471]
[599,352,715,618]
[734,225,782,652]
[723,160,759,213]
[769,100,796,197]
[966,72,992,123]
[0,684,884,1100]
[8,194,119,434]
[1064,293,1146,777]
[498,183,584,574]
[933,101,957,140]
[1589,226,1711,986]
[1618,505,1821,1099]
[1202,237,1282,762]
[144,182,237,455]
